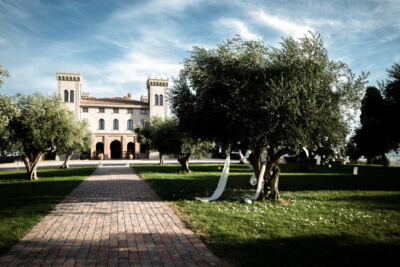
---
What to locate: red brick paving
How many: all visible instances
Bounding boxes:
[0,166,221,266]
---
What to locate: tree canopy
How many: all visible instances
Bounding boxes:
[381,63,400,152]
[10,93,80,180]
[170,35,367,200]
[352,86,388,165]
[135,117,213,172]
[56,111,92,169]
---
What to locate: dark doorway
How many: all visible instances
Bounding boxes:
[96,142,104,154]
[110,140,122,159]
[127,142,134,157]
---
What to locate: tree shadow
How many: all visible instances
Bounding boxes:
[208,233,400,266]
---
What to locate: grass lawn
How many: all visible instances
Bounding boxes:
[134,163,400,266]
[0,166,96,256]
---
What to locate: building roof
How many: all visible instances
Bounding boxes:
[81,97,149,107]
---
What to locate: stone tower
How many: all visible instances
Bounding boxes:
[146,77,168,118]
[56,71,82,118]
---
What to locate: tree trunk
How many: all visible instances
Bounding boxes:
[178,153,192,173]
[267,160,281,200]
[159,153,165,165]
[60,153,72,169]
[23,152,44,180]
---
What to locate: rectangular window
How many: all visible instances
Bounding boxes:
[127,108,133,114]
[99,107,105,113]
[82,107,88,112]
[140,109,146,114]
[113,108,119,113]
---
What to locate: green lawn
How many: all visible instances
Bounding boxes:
[134,163,400,266]
[0,166,96,255]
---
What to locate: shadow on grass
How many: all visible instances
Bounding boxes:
[1,230,398,266]
[209,233,400,266]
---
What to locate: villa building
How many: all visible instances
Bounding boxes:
[56,71,168,159]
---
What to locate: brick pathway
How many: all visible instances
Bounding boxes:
[0,167,220,266]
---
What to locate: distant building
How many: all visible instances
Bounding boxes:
[56,71,168,159]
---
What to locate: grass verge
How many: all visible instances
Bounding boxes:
[134,163,400,266]
[0,166,96,255]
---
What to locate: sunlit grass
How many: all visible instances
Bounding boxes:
[134,163,400,266]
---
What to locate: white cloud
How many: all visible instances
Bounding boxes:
[252,10,314,39]
[105,51,181,84]
[112,0,202,20]
[217,18,261,40]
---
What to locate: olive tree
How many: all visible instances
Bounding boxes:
[11,93,77,180]
[0,64,17,155]
[135,117,213,172]
[56,111,92,169]
[170,35,367,201]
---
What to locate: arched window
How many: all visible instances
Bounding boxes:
[155,94,158,105]
[113,119,119,130]
[99,119,105,130]
[70,90,74,102]
[127,119,133,130]
[64,90,69,102]
[159,94,163,106]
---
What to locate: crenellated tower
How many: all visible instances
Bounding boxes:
[56,71,82,117]
[146,77,168,119]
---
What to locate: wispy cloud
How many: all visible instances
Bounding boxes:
[252,10,314,39]
[217,18,261,40]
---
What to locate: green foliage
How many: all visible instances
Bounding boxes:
[0,166,96,255]
[12,93,69,159]
[135,117,213,158]
[170,35,367,156]
[381,62,400,151]
[55,111,92,157]
[0,64,16,155]
[134,163,400,266]
[135,117,182,155]
[0,63,10,88]
[350,87,388,164]
[0,94,19,155]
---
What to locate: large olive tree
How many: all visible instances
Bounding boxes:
[170,35,367,201]
[11,93,78,180]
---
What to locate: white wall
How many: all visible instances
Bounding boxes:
[80,106,149,134]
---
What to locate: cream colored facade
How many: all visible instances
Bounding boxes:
[56,72,168,159]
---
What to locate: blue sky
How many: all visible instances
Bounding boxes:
[0,0,399,100]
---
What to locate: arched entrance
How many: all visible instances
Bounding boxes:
[127,142,135,158]
[110,140,122,159]
[96,142,104,154]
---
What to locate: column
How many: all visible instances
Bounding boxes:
[104,135,110,160]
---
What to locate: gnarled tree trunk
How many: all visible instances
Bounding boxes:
[253,146,287,201]
[23,152,45,180]
[178,153,193,173]
[266,159,281,200]
[60,153,72,169]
